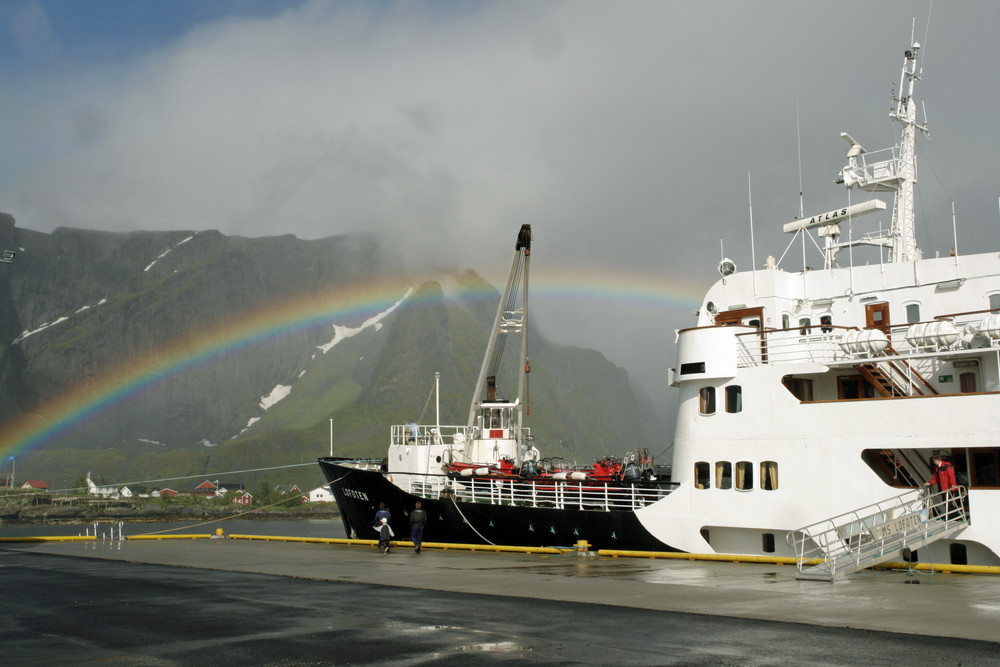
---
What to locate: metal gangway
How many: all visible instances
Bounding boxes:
[786,487,969,581]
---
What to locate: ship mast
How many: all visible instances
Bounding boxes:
[888,37,925,261]
[838,34,929,263]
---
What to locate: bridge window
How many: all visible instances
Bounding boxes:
[715,461,732,489]
[695,461,710,489]
[735,461,753,490]
[725,385,742,413]
[799,317,811,335]
[699,387,716,415]
[906,303,921,324]
[820,315,833,333]
[681,362,706,375]
[761,461,778,490]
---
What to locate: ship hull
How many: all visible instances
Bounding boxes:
[319,458,675,551]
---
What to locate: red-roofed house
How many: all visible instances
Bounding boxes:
[192,480,219,497]
[21,480,49,490]
[231,492,252,506]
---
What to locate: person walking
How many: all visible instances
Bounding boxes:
[375,501,391,524]
[374,518,394,554]
[410,501,427,554]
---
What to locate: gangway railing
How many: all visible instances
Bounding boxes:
[786,486,968,581]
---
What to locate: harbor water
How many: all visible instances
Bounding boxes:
[0,518,348,540]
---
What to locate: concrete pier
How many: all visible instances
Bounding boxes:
[4,537,999,664]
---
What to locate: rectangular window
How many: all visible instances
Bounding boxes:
[820,315,833,333]
[761,461,778,490]
[906,303,921,324]
[781,314,790,329]
[990,294,1000,314]
[799,317,811,335]
[950,543,968,565]
[972,449,999,487]
[715,461,732,489]
[725,385,742,413]
[699,387,716,415]
[838,376,876,400]
[680,362,706,375]
[735,461,754,490]
[695,462,710,489]
[762,533,775,553]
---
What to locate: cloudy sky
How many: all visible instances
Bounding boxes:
[2,0,999,420]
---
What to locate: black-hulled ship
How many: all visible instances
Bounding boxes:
[318,224,676,550]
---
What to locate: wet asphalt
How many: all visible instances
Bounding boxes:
[3,540,1000,665]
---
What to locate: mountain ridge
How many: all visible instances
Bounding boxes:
[0,214,664,489]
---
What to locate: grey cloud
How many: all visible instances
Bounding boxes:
[2,0,999,414]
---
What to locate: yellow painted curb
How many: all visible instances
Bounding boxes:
[126,534,213,540]
[0,535,96,543]
[874,560,1000,575]
[598,549,812,565]
[227,534,564,554]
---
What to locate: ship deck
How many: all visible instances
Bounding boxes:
[4,536,1000,663]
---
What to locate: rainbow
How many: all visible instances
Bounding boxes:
[0,270,703,458]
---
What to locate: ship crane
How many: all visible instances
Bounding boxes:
[463,224,535,466]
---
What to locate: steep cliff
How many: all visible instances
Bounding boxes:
[0,214,663,486]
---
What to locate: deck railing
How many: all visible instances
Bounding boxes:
[389,424,533,448]
[391,470,675,512]
[734,312,1000,369]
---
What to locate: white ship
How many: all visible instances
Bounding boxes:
[322,29,998,578]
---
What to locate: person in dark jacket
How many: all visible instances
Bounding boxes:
[375,501,391,524]
[410,501,427,554]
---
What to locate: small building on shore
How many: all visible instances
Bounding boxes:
[231,491,253,506]
[308,486,334,503]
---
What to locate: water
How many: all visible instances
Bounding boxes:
[0,518,348,540]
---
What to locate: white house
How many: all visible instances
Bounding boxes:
[308,486,334,503]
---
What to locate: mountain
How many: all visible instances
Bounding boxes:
[0,214,663,489]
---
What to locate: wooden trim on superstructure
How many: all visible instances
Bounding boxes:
[791,390,1000,404]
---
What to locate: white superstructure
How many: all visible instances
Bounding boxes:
[658,31,1000,567]
[323,26,998,573]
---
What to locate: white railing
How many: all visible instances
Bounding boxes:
[850,145,901,185]
[786,486,968,580]
[735,312,1000,369]
[393,472,674,512]
[389,423,533,448]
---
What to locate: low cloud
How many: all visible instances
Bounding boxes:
[2,0,999,406]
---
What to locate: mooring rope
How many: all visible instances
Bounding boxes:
[448,493,496,546]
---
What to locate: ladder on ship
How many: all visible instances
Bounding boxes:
[786,486,968,581]
[853,345,938,397]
